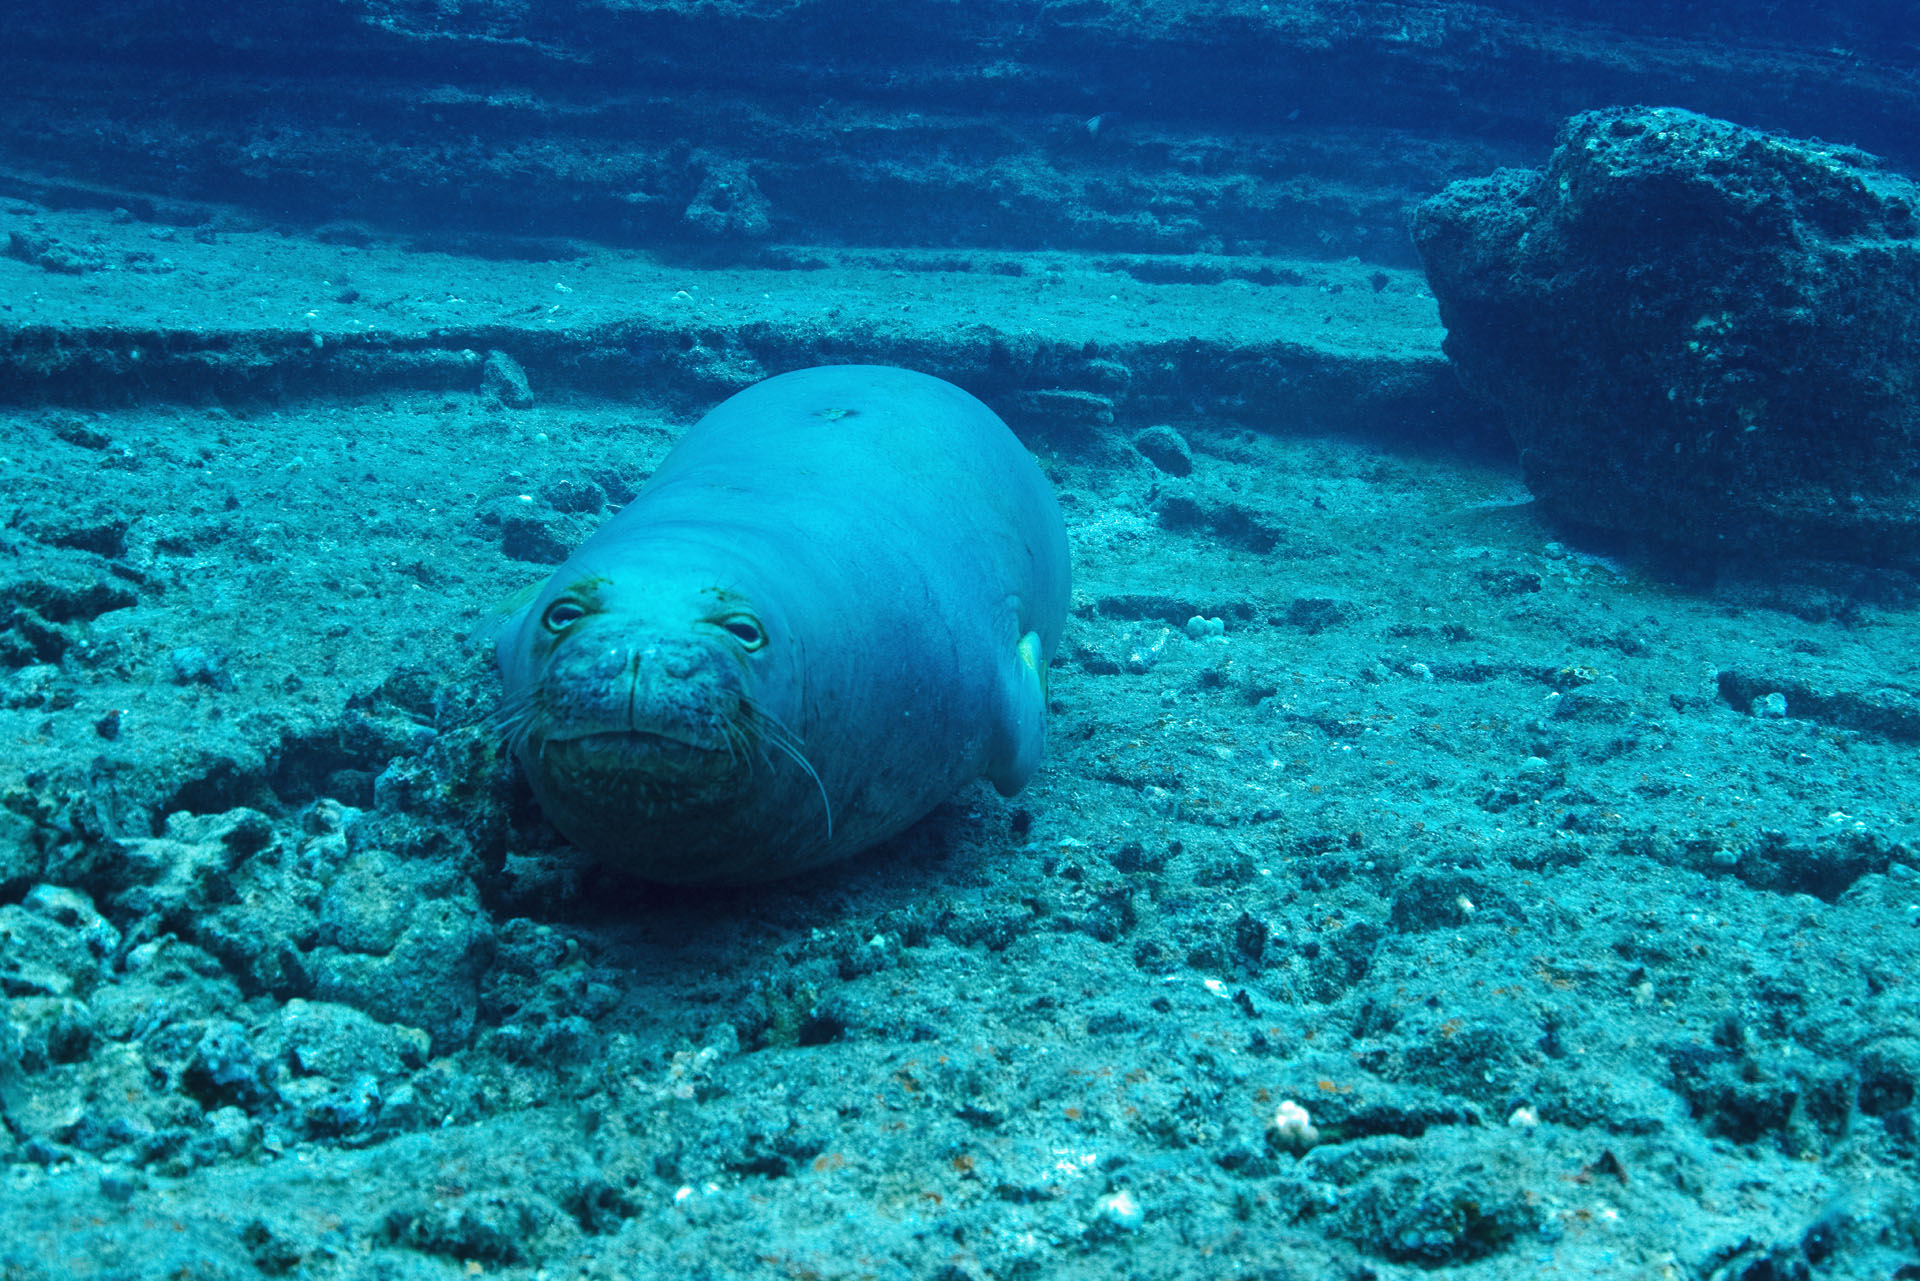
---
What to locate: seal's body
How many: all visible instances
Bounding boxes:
[494,365,1071,884]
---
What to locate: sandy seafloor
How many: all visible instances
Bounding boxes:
[2,198,1919,1280]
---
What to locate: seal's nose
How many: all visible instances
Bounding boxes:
[538,630,734,745]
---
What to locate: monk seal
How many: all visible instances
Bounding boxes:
[493,365,1071,884]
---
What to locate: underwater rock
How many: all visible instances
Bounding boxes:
[309,878,496,1054]
[0,887,115,999]
[1132,424,1194,476]
[1413,105,1920,565]
[480,350,534,409]
[4,230,100,274]
[182,1019,275,1111]
[682,150,772,241]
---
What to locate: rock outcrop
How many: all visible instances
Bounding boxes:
[1414,106,1920,565]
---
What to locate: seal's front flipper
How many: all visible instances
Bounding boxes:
[987,630,1049,797]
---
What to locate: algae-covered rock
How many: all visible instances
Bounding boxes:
[1414,105,1920,565]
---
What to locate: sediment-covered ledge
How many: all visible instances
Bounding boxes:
[1,203,1480,444]
[2,2,1912,263]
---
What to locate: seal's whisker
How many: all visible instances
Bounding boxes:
[726,721,758,775]
[739,695,800,778]
[486,693,524,734]
[740,694,807,750]
[490,682,553,752]
[764,733,833,842]
[488,693,539,757]
[739,695,831,838]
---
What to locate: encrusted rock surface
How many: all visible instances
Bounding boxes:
[1415,105,1920,564]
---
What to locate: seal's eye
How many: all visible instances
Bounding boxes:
[719,614,767,650]
[542,599,587,633]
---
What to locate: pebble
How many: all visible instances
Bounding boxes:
[1184,615,1225,640]
[1093,1189,1145,1230]
[98,1166,144,1203]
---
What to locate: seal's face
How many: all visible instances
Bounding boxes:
[496,567,805,826]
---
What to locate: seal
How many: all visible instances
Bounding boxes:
[493,365,1071,884]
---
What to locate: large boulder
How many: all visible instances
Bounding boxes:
[1412,105,1920,566]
